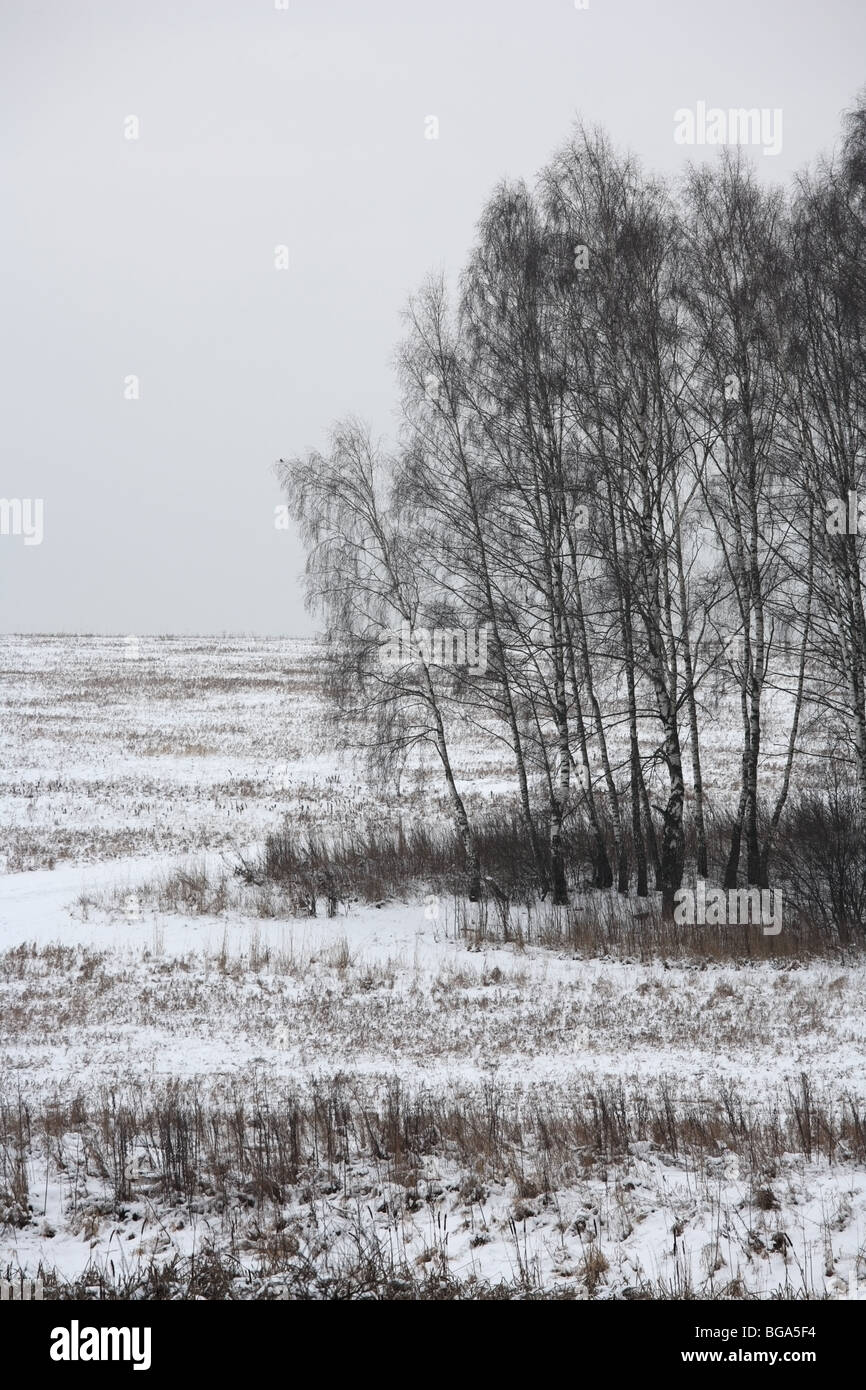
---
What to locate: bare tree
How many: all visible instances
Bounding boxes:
[278,420,482,899]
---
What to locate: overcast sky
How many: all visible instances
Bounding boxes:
[2,0,864,635]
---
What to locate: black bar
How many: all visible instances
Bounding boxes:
[6,1296,860,1376]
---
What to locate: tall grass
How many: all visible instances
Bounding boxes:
[4,1074,865,1299]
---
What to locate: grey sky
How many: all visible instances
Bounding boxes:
[2,0,864,635]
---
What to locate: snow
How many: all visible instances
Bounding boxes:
[1,634,864,1298]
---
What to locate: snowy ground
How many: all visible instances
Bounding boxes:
[1,635,864,1298]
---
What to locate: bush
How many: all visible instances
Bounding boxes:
[773,786,866,946]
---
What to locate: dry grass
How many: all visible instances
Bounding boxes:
[2,1075,865,1300]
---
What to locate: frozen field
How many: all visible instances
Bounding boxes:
[1,635,864,1299]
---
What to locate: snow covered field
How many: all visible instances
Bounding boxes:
[1,635,864,1299]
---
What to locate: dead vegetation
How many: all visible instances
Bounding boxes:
[2,1074,865,1300]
